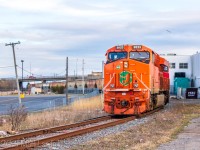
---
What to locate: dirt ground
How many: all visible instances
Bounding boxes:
[157,116,200,150]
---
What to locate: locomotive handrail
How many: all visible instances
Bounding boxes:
[132,73,150,100]
[103,73,115,91]
[133,73,151,91]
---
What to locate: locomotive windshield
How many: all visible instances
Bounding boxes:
[129,51,150,64]
[107,52,127,62]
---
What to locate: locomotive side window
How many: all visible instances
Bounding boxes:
[152,53,155,63]
[160,65,169,72]
[107,52,127,63]
[129,51,150,64]
[164,66,168,72]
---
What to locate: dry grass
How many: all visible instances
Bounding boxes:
[1,98,200,150]
[72,101,200,150]
[0,95,105,132]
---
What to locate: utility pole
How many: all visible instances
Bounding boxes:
[76,58,78,78]
[30,62,31,76]
[5,41,21,104]
[74,70,75,80]
[66,57,68,104]
[82,59,85,95]
[21,60,24,93]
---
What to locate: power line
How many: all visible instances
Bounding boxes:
[17,65,41,77]
[0,66,14,69]
[56,70,66,76]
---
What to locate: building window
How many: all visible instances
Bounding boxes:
[179,63,188,69]
[170,63,175,69]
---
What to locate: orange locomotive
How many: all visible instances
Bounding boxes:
[104,45,169,115]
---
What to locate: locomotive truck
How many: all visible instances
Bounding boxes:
[104,45,170,115]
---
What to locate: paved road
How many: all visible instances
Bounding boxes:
[0,94,80,114]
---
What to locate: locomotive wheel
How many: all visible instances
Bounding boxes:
[150,95,156,110]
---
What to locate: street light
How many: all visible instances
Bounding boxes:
[21,60,24,93]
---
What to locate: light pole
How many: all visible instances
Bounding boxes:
[21,60,24,93]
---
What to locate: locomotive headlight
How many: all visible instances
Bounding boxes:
[121,100,129,107]
[133,83,138,88]
[124,61,128,68]
[110,84,115,88]
[116,45,124,50]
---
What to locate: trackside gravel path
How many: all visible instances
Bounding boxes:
[157,117,200,150]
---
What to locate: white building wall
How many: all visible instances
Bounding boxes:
[192,53,200,87]
[162,55,192,93]
[163,55,192,84]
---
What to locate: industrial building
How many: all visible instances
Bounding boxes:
[192,53,200,88]
[162,52,200,94]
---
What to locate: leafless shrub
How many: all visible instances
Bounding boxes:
[7,105,27,131]
[0,118,3,127]
[0,117,6,127]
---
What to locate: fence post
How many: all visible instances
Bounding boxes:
[63,98,66,106]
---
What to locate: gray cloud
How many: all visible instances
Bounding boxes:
[1,0,200,77]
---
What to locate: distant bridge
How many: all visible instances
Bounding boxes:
[19,75,83,82]
[1,75,101,82]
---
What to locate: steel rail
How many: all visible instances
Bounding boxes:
[1,116,135,150]
[139,106,164,118]
[0,115,111,144]
[0,106,163,150]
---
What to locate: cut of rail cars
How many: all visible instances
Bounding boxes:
[104,45,170,115]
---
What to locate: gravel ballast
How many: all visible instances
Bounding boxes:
[37,116,151,149]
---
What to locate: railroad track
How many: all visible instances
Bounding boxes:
[0,107,163,150]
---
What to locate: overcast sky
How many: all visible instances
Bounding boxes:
[0,0,200,78]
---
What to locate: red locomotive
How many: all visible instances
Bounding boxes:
[104,45,170,115]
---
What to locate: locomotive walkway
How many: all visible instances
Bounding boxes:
[157,117,200,150]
